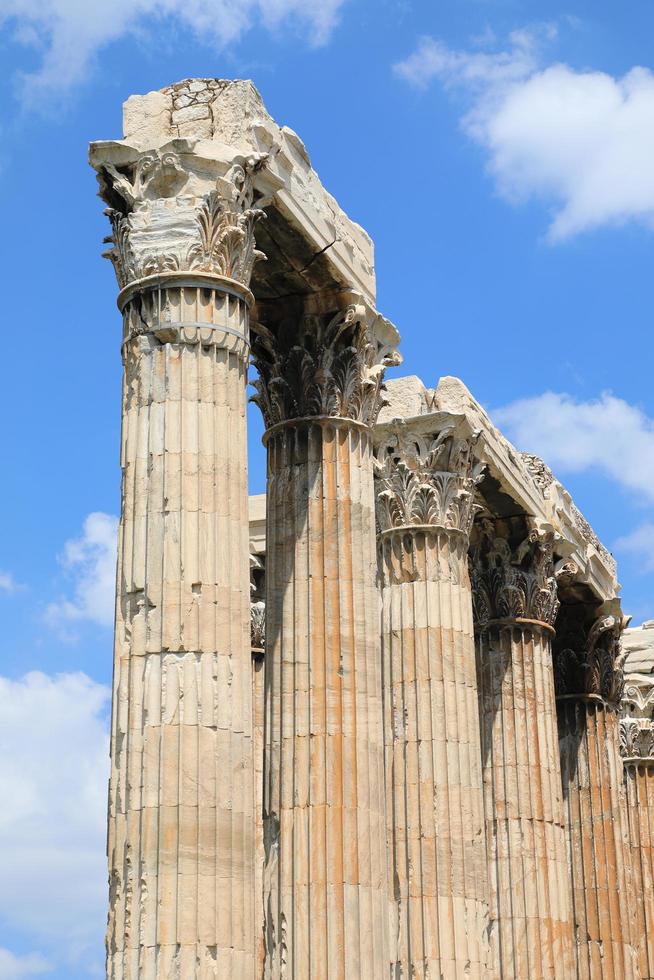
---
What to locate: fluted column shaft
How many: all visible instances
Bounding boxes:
[107,277,255,978]
[554,605,636,978]
[621,716,654,979]
[262,418,388,978]
[253,652,266,977]
[472,524,575,978]
[624,763,654,977]
[477,619,573,977]
[380,527,489,978]
[558,700,635,977]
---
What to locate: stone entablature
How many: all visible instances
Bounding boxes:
[426,375,618,600]
[250,374,619,610]
[97,78,376,306]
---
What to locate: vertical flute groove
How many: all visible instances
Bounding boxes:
[477,625,574,979]
[623,761,654,977]
[380,530,490,979]
[262,421,389,979]
[107,284,255,978]
[555,604,637,979]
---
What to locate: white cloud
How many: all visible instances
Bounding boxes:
[0,949,51,980]
[0,0,346,99]
[395,28,654,239]
[492,391,654,503]
[616,522,654,572]
[0,572,24,594]
[45,512,118,633]
[0,951,50,980]
[0,671,110,975]
[395,27,548,90]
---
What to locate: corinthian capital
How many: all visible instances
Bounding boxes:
[620,647,654,759]
[553,602,630,705]
[620,718,654,761]
[374,421,484,536]
[250,297,401,430]
[471,520,560,629]
[91,144,267,289]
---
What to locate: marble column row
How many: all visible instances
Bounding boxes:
[95,133,647,979]
[250,330,642,979]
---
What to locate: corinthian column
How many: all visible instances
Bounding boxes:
[251,296,400,978]
[92,145,267,978]
[471,521,574,979]
[374,420,490,979]
[621,677,654,978]
[554,601,636,978]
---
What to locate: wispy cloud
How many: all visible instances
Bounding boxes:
[0,0,347,101]
[0,948,51,980]
[616,522,654,573]
[0,671,110,975]
[395,26,654,239]
[45,512,118,636]
[492,391,654,615]
[0,571,25,594]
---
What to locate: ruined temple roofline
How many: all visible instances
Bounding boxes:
[89,77,378,307]
[249,373,620,605]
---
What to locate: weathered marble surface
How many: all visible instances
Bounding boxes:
[252,299,400,979]
[375,417,490,978]
[92,74,651,980]
[427,376,618,601]
[92,78,376,306]
[93,77,400,979]
[555,604,636,978]
[620,623,654,979]
[249,370,624,979]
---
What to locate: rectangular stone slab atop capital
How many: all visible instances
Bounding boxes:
[90,77,377,305]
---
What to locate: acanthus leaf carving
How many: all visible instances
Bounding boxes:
[99,151,267,289]
[251,304,400,429]
[620,718,654,760]
[186,187,265,283]
[374,424,485,536]
[619,660,654,758]
[553,611,630,705]
[470,521,560,629]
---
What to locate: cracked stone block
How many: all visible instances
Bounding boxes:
[172,103,211,124]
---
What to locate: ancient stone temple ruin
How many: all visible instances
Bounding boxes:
[90,79,654,979]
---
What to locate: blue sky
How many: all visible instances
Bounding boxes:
[0,1,653,976]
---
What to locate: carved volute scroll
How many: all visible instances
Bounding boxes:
[553,601,630,707]
[374,422,485,535]
[621,679,654,761]
[96,149,268,290]
[250,300,401,431]
[470,519,561,630]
